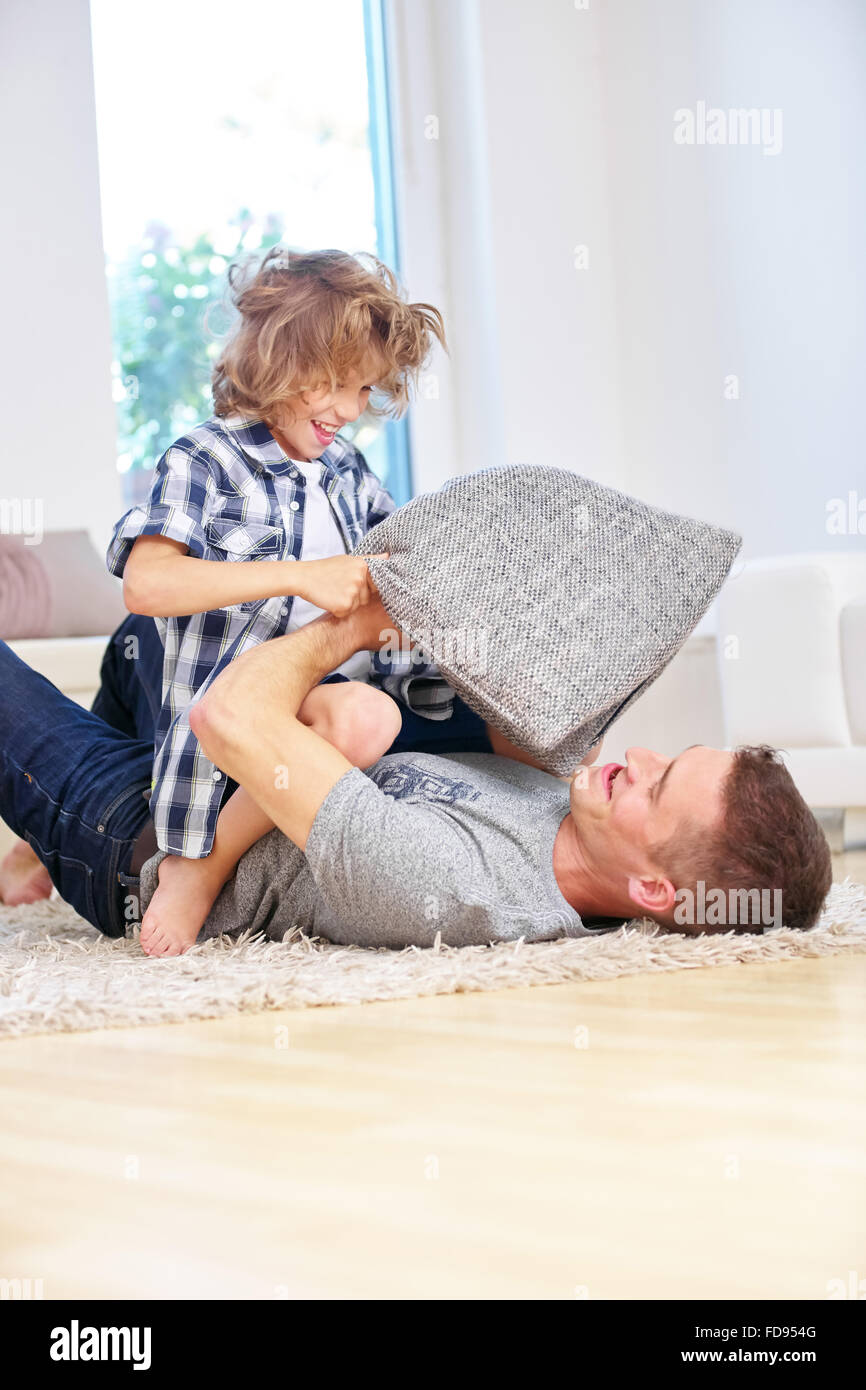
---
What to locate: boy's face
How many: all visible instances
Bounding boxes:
[269,350,384,461]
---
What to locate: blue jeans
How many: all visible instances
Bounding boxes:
[90,612,165,746]
[0,638,154,937]
[0,616,492,936]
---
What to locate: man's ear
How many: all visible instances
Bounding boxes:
[626,874,677,916]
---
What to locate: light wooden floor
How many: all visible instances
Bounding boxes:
[1,852,864,1301]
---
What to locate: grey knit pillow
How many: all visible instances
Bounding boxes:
[358,466,741,774]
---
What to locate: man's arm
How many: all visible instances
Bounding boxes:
[188,599,392,851]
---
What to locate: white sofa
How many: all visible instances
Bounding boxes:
[8,635,107,711]
[715,553,866,850]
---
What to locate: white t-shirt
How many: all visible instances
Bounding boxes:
[287,459,371,684]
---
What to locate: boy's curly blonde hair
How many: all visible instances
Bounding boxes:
[209,246,446,421]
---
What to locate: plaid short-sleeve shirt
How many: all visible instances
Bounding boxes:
[108,412,453,859]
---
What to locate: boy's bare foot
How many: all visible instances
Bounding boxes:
[0,839,53,905]
[139,852,223,957]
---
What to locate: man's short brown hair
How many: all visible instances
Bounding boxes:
[653,745,832,933]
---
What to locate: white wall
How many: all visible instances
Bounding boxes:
[0,0,120,553]
[476,0,629,492]
[594,0,866,553]
[396,0,866,557]
[3,0,863,565]
[387,0,509,491]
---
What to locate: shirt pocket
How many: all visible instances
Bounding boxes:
[204,517,285,561]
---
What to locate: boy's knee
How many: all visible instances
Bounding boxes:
[324,683,402,766]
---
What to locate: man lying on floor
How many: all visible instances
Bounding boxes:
[0,595,831,951]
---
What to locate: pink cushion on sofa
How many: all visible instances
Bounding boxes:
[0,535,52,638]
[0,531,126,640]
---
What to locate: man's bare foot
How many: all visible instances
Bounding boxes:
[0,839,53,906]
[139,852,223,957]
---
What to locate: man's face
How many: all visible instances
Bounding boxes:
[568,745,735,918]
[268,349,384,461]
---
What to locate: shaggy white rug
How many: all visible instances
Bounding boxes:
[1,880,864,1039]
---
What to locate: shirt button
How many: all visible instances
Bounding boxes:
[212,771,222,782]
[280,605,289,616]
[289,500,300,511]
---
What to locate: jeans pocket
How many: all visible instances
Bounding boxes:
[98,780,151,832]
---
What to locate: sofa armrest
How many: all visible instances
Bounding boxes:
[6,635,109,708]
[841,598,866,745]
[716,553,866,748]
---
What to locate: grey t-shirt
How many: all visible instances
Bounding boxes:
[140,751,599,949]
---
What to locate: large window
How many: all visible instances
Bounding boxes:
[90,0,409,507]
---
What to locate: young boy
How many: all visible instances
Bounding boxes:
[108,247,447,956]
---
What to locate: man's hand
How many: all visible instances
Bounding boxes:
[345,590,405,654]
[295,555,384,618]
